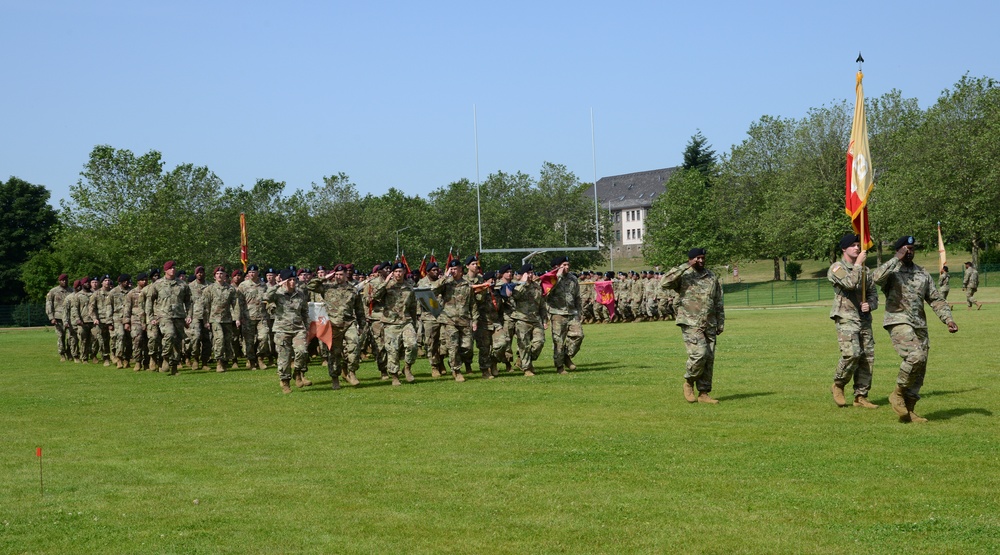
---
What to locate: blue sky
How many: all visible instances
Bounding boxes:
[3,1,998,207]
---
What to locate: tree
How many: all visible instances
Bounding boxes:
[643,168,726,267]
[682,131,717,179]
[0,177,59,302]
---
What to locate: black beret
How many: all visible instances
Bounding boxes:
[893,236,915,251]
[605,271,614,279]
[688,248,707,259]
[464,254,479,265]
[448,259,463,268]
[247,264,259,272]
[483,270,497,281]
[518,263,534,274]
[381,261,392,269]
[315,265,326,272]
[149,268,160,277]
[279,268,295,281]
[136,272,148,281]
[266,267,277,275]
[101,274,111,281]
[426,261,439,270]
[498,264,513,274]
[392,262,406,271]
[551,256,569,267]
[839,234,861,250]
[118,274,130,283]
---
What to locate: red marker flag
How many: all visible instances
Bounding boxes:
[36,447,42,457]
[846,70,875,250]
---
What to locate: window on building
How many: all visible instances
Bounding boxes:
[615,230,621,241]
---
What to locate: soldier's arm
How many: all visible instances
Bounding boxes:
[926,278,955,327]
[659,263,690,293]
[573,282,583,315]
[353,293,367,327]
[45,291,55,321]
[828,262,864,290]
[470,289,480,323]
[714,279,725,333]
[371,278,389,302]
[144,287,156,322]
[871,257,901,287]
[306,277,325,293]
[864,273,879,312]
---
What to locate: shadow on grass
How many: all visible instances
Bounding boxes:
[919,388,983,398]
[714,391,777,402]
[923,407,993,421]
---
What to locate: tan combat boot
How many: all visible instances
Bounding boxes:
[380,370,390,381]
[566,358,577,371]
[293,371,303,387]
[280,379,292,394]
[431,367,441,378]
[697,392,720,404]
[299,373,312,386]
[346,372,360,386]
[888,385,908,417]
[216,361,226,373]
[391,374,402,386]
[160,361,171,373]
[683,380,697,403]
[60,355,67,362]
[905,398,928,423]
[230,361,240,370]
[133,362,141,372]
[104,359,111,367]
[523,368,536,377]
[246,360,255,370]
[490,362,499,378]
[404,364,415,383]
[258,359,268,370]
[482,369,493,379]
[453,369,466,382]
[853,395,878,409]
[831,383,847,407]
[556,366,568,375]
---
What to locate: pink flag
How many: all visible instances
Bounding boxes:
[594,280,616,321]
[539,269,559,296]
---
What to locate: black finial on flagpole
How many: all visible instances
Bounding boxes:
[856,51,864,71]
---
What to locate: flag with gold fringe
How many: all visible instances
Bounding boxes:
[846,70,875,250]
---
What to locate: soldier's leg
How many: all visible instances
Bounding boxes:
[131,327,147,370]
[475,321,492,372]
[276,332,293,382]
[530,325,545,362]
[566,317,584,359]
[158,320,175,371]
[514,321,533,372]
[422,319,442,371]
[490,323,509,365]
[550,314,569,370]
[147,324,162,368]
[833,324,862,389]
[343,324,361,379]
[681,325,711,389]
[76,324,91,361]
[55,320,67,359]
[114,326,129,365]
[966,288,975,307]
[384,323,403,375]
[242,319,259,368]
[327,325,346,378]
[889,325,929,401]
[371,321,388,376]
[459,325,474,367]
[854,326,876,398]
[292,329,310,376]
[444,325,462,374]
[211,322,227,368]
[66,322,79,361]
[402,323,418,366]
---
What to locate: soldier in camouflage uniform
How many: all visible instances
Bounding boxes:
[495,264,517,371]
[124,272,149,371]
[631,272,645,321]
[110,274,131,368]
[62,280,81,362]
[237,265,267,370]
[91,275,115,366]
[962,261,982,309]
[660,248,725,404]
[873,236,958,423]
[364,262,391,380]
[72,277,95,363]
[187,266,211,370]
[260,267,278,365]
[430,259,479,382]
[264,268,310,394]
[416,262,447,377]
[198,266,243,373]
[144,261,193,374]
[144,268,163,369]
[545,256,584,374]
[308,263,367,389]
[938,266,950,300]
[372,262,419,385]
[468,255,500,378]
[474,269,508,379]
[644,271,659,321]
[593,272,613,323]
[45,274,73,361]
[508,263,547,376]
[827,234,879,409]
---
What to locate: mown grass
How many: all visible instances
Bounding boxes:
[1,297,998,554]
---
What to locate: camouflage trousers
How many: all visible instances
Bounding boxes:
[95,323,112,361]
[549,314,584,369]
[581,301,595,323]
[475,318,494,371]
[443,323,474,372]
[593,302,610,323]
[370,320,388,374]
[113,324,130,362]
[502,318,516,364]
[147,322,163,365]
[420,318,443,368]
[211,322,238,363]
[384,322,418,374]
[514,320,545,371]
[53,319,70,358]
[966,287,978,307]
[188,320,211,364]
[275,329,309,381]
[833,322,875,397]
[241,319,261,364]
[259,319,275,360]
[888,324,930,401]
[940,288,950,300]
[75,322,95,361]
[130,324,148,367]
[64,321,79,360]
[158,318,187,366]
[325,323,361,378]
[680,325,717,393]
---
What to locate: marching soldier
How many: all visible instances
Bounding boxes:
[45,274,73,361]
[307,263,367,389]
[144,261,193,375]
[124,272,149,371]
[827,234,879,408]
[264,268,310,394]
[509,263,547,376]
[198,266,243,373]
[372,262,419,385]
[430,260,479,382]
[546,256,584,374]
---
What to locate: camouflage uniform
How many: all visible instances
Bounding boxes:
[546,272,584,371]
[364,274,389,376]
[124,284,147,369]
[873,257,955,405]
[198,281,242,366]
[141,279,163,368]
[45,282,73,359]
[659,262,725,394]
[263,284,310,382]
[509,280,547,373]
[62,289,80,361]
[110,283,130,364]
[90,285,115,363]
[828,257,879,397]
[963,265,980,307]
[187,278,211,366]
[72,288,95,362]
[472,274,502,373]
[416,275,445,372]
[372,276,418,377]
[938,270,950,300]
[238,278,268,367]
[631,275,645,320]
[644,274,659,320]
[307,278,366,382]
[431,275,479,377]
[579,277,595,323]
[144,277,193,372]
[496,281,517,368]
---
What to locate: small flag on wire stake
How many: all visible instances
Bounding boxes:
[36,447,44,496]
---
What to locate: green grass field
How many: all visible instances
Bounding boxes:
[2,293,998,553]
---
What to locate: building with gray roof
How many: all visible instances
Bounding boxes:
[582,166,678,259]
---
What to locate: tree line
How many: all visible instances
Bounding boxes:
[645,74,1000,279]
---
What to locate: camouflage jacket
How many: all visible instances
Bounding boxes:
[873,258,953,330]
[416,276,442,321]
[470,274,500,325]
[198,282,241,324]
[430,275,479,327]
[659,262,725,332]
[110,284,129,325]
[372,277,417,325]
[938,272,950,293]
[263,285,309,334]
[124,286,145,327]
[510,281,546,325]
[644,278,658,302]
[307,278,366,327]
[145,278,193,322]
[828,257,878,327]
[963,267,979,289]
[364,275,386,319]
[62,292,76,323]
[90,287,115,323]
[188,280,209,321]
[545,272,581,317]
[630,278,644,304]
[45,285,72,321]
[238,279,268,321]
[72,290,94,324]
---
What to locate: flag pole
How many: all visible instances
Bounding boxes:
[856,52,867,302]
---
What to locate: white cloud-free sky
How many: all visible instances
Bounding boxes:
[3,1,997,206]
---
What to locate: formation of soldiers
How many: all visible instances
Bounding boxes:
[44,255,588,394]
[578,270,677,324]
